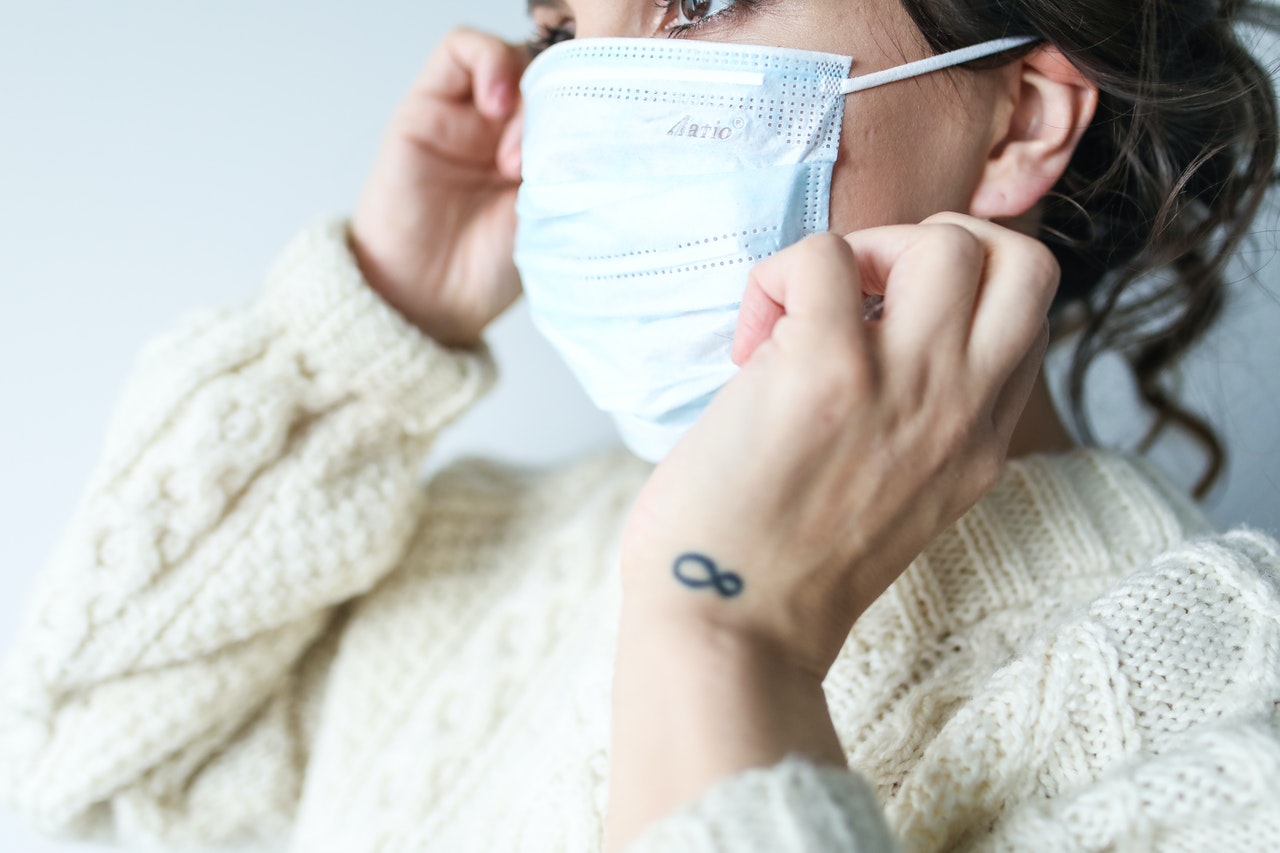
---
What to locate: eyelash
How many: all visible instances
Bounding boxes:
[529,23,576,57]
[529,0,756,55]
[659,0,751,39]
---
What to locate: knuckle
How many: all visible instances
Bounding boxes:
[445,26,478,46]
[448,25,490,43]
[780,233,854,286]
[447,27,505,61]
[922,224,985,275]
[1023,240,1062,295]
[767,237,812,272]
[997,229,1059,288]
[920,210,972,228]
[799,231,849,260]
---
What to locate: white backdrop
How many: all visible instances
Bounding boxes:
[1,3,1277,851]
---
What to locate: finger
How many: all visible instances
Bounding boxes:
[734,233,865,364]
[418,28,530,119]
[991,318,1050,445]
[392,98,509,168]
[732,272,785,365]
[833,223,921,296]
[496,101,525,181]
[922,212,1060,377]
[842,221,986,360]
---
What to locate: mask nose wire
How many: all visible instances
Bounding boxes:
[837,34,1040,95]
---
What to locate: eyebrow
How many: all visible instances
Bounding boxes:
[527,0,564,10]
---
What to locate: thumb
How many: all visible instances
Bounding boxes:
[731,271,784,366]
[732,233,864,365]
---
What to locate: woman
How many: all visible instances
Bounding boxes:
[2,0,1278,850]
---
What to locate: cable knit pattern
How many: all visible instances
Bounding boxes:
[2,218,1278,852]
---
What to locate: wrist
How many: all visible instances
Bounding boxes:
[346,223,409,311]
[616,596,834,703]
[607,601,846,851]
[620,543,861,683]
[345,223,482,349]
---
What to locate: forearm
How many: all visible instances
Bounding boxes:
[605,600,848,853]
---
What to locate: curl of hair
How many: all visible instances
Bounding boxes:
[898,0,1280,498]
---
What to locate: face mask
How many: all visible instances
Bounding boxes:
[514,33,1037,463]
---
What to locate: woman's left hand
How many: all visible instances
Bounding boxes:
[619,212,1059,681]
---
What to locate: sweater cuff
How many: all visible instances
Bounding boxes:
[262,217,498,435]
[623,754,897,853]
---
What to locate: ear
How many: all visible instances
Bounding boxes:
[968,46,1099,219]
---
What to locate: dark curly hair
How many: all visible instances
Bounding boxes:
[899,0,1279,498]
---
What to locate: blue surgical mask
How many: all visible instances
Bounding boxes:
[515,34,1037,463]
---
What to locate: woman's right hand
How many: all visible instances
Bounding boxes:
[350,29,530,348]
[619,214,1057,680]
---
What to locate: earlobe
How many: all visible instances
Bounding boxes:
[968,46,1099,220]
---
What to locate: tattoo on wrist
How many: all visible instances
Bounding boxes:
[672,553,744,598]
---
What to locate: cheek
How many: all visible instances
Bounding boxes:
[827,92,986,234]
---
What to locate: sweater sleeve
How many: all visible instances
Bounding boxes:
[622,755,899,853]
[0,217,497,848]
[890,527,1280,852]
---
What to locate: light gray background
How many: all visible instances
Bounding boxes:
[1,3,1277,851]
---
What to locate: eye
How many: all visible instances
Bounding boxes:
[530,23,575,57]
[529,5,576,57]
[672,0,737,29]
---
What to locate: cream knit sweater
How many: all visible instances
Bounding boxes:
[2,219,1279,853]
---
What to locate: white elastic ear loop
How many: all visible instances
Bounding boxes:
[839,35,1039,94]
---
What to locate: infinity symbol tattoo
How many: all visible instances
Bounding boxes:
[672,553,744,598]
